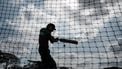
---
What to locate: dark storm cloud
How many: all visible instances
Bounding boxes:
[90,8,109,16]
[94,15,122,40]
[85,16,122,53]
[78,0,120,8]
[0,0,22,39]
[110,44,122,54]
[23,0,44,8]
[0,1,20,20]
[103,16,122,55]
[0,24,21,39]
[104,0,122,4]
[0,0,42,59]
[109,38,122,55]
[78,0,110,16]
[0,1,32,55]
[78,0,105,8]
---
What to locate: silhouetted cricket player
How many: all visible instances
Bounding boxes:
[39,23,58,69]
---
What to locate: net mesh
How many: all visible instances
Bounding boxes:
[0,0,122,69]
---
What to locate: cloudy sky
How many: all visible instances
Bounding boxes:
[0,0,122,69]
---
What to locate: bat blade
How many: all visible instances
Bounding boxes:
[59,38,78,44]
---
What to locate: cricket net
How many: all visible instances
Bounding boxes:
[0,0,122,69]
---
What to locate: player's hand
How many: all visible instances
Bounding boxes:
[55,38,59,42]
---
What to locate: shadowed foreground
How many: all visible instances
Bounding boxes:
[104,67,122,69]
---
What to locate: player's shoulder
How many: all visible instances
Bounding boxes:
[39,28,46,36]
[40,28,49,34]
[40,28,46,31]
